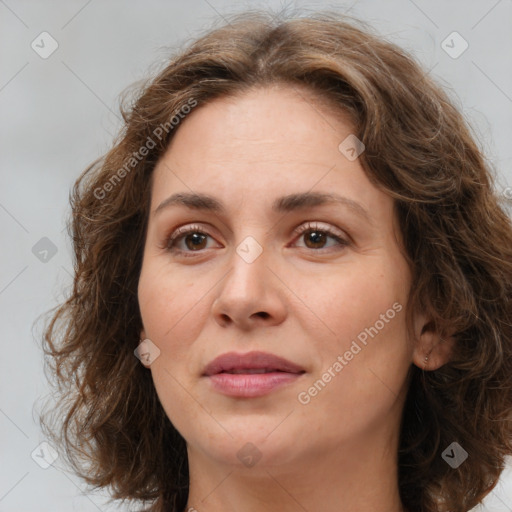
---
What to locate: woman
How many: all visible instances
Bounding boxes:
[42,10,512,512]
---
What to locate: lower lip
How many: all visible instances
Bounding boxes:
[206,372,303,397]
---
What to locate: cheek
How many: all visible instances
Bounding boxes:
[139,263,196,331]
[138,267,209,436]
[303,259,412,394]
[332,272,411,382]
[137,264,211,369]
[302,261,405,345]
[296,271,411,437]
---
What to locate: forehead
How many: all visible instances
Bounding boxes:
[162,84,351,157]
[149,85,391,223]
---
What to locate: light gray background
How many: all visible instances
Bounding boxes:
[1,0,512,511]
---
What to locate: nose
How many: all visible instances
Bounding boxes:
[211,243,288,331]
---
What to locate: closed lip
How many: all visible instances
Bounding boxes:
[202,351,305,376]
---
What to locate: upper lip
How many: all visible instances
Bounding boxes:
[203,351,305,376]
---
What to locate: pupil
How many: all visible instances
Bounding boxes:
[307,231,325,248]
[186,233,206,250]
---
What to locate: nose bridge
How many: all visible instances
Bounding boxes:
[211,229,288,328]
[235,233,266,266]
[223,233,268,295]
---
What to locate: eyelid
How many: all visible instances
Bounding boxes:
[162,220,350,255]
[163,223,215,248]
[290,221,348,244]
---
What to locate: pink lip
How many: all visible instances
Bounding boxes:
[203,351,305,398]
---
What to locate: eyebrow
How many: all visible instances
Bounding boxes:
[153,191,372,223]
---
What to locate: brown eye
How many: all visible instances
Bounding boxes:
[165,224,217,256]
[164,222,348,258]
[293,222,349,252]
[183,232,208,251]
[303,229,328,249]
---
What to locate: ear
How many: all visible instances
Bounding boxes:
[411,312,455,371]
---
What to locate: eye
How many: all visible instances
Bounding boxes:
[165,224,218,257]
[291,222,349,251]
[164,221,349,258]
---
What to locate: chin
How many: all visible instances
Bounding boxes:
[187,422,301,469]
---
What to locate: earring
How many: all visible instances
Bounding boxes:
[424,339,442,370]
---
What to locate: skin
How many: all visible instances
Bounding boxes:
[137,84,451,512]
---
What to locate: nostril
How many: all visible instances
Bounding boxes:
[256,312,270,319]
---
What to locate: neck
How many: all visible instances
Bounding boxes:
[183,432,405,512]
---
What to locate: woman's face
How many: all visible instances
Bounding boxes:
[138,85,417,468]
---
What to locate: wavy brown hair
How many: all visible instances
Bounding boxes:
[41,9,512,512]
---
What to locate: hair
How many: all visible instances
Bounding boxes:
[40,9,512,512]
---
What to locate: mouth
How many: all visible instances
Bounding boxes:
[202,351,306,398]
[219,368,291,374]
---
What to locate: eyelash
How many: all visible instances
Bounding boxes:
[164,222,349,258]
